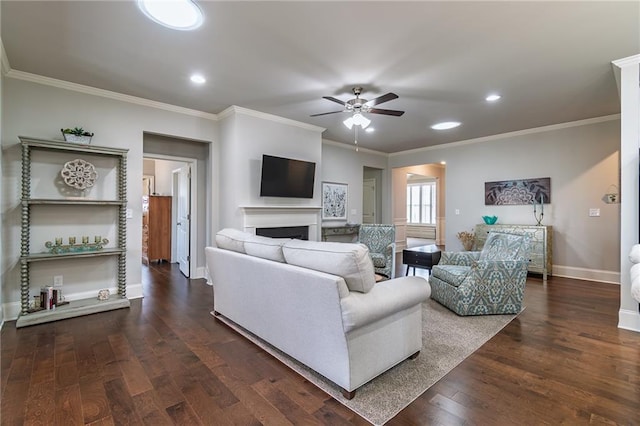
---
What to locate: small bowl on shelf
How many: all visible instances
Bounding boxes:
[482,215,498,225]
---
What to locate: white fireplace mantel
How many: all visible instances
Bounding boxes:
[240,205,322,240]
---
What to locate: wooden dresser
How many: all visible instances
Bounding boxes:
[474,224,553,281]
[143,195,172,264]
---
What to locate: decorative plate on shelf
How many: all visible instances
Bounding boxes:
[60,158,98,190]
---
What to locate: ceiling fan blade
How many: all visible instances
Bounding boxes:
[368,108,405,116]
[322,96,346,106]
[365,92,398,107]
[310,110,344,117]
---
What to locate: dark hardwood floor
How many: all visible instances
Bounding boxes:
[2,259,639,425]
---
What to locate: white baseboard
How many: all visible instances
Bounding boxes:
[552,265,620,284]
[193,266,207,280]
[619,308,640,332]
[1,284,144,322]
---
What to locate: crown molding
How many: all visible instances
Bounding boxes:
[322,138,389,156]
[1,38,10,75]
[218,105,325,133]
[389,114,621,157]
[612,54,640,68]
[5,69,219,121]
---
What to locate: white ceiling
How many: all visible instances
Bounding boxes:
[2,1,638,153]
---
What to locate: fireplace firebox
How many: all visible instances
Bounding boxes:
[256,226,309,240]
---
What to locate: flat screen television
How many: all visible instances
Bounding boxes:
[260,154,316,198]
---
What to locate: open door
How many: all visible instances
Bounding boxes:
[363,178,376,224]
[175,165,191,277]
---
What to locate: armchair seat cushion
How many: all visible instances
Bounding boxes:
[370,252,387,268]
[431,265,471,288]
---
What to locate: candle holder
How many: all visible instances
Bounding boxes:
[533,194,544,225]
[45,237,109,254]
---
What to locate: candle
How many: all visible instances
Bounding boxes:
[95,235,101,243]
[69,237,76,245]
[82,236,89,244]
[55,237,62,246]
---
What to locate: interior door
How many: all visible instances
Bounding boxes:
[363,178,376,224]
[176,165,191,277]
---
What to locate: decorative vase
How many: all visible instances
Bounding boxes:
[462,240,474,251]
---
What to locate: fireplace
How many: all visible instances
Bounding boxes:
[241,206,321,241]
[256,226,309,240]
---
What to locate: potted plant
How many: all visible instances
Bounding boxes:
[61,127,94,144]
[456,230,475,251]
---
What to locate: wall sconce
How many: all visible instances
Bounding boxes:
[602,184,620,204]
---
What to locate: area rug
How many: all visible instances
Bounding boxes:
[215,299,517,425]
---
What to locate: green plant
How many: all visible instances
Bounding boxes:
[61,127,93,137]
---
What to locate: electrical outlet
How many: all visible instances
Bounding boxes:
[126,208,133,219]
[455,209,460,215]
[589,208,600,217]
[53,275,63,287]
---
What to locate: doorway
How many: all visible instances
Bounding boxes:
[142,157,196,278]
[363,166,383,224]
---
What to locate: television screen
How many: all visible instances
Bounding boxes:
[260,155,316,198]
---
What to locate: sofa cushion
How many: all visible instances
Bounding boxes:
[215,228,251,253]
[282,240,376,293]
[244,234,289,263]
[431,265,471,287]
[479,232,527,261]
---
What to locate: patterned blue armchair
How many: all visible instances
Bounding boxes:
[358,224,396,279]
[430,231,531,315]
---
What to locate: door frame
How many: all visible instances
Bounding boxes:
[143,154,198,278]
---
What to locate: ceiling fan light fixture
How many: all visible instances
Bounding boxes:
[485,94,501,102]
[352,113,371,129]
[137,0,204,31]
[431,121,461,130]
[343,116,355,130]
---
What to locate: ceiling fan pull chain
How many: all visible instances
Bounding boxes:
[354,126,359,152]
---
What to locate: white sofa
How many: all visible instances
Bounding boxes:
[205,229,430,399]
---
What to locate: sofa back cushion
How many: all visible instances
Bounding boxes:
[479,232,528,261]
[244,234,289,263]
[215,228,251,253]
[282,240,376,293]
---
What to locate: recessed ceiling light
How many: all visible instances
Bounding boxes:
[431,121,461,130]
[190,74,206,84]
[137,0,204,31]
[485,94,501,102]
[365,127,375,133]
[440,161,446,165]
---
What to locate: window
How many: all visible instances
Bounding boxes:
[407,181,436,225]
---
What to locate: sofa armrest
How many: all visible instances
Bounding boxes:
[340,276,430,333]
[441,251,481,266]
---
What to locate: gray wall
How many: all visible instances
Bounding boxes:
[1,77,217,319]
[390,118,621,281]
[321,142,389,225]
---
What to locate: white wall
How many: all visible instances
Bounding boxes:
[321,141,389,225]
[1,76,217,320]
[614,55,640,332]
[152,159,185,195]
[217,107,324,236]
[390,117,621,283]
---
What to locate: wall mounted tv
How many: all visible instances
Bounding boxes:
[260,154,316,198]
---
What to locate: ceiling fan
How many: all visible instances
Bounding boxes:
[310,87,405,127]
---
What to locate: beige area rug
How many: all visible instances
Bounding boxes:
[215,299,517,425]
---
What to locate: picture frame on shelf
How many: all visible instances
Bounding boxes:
[322,182,348,220]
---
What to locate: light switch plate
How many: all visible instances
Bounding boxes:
[589,208,600,217]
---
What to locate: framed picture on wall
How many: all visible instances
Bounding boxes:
[322,182,348,220]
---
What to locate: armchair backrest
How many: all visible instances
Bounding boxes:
[479,232,530,261]
[358,224,395,253]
